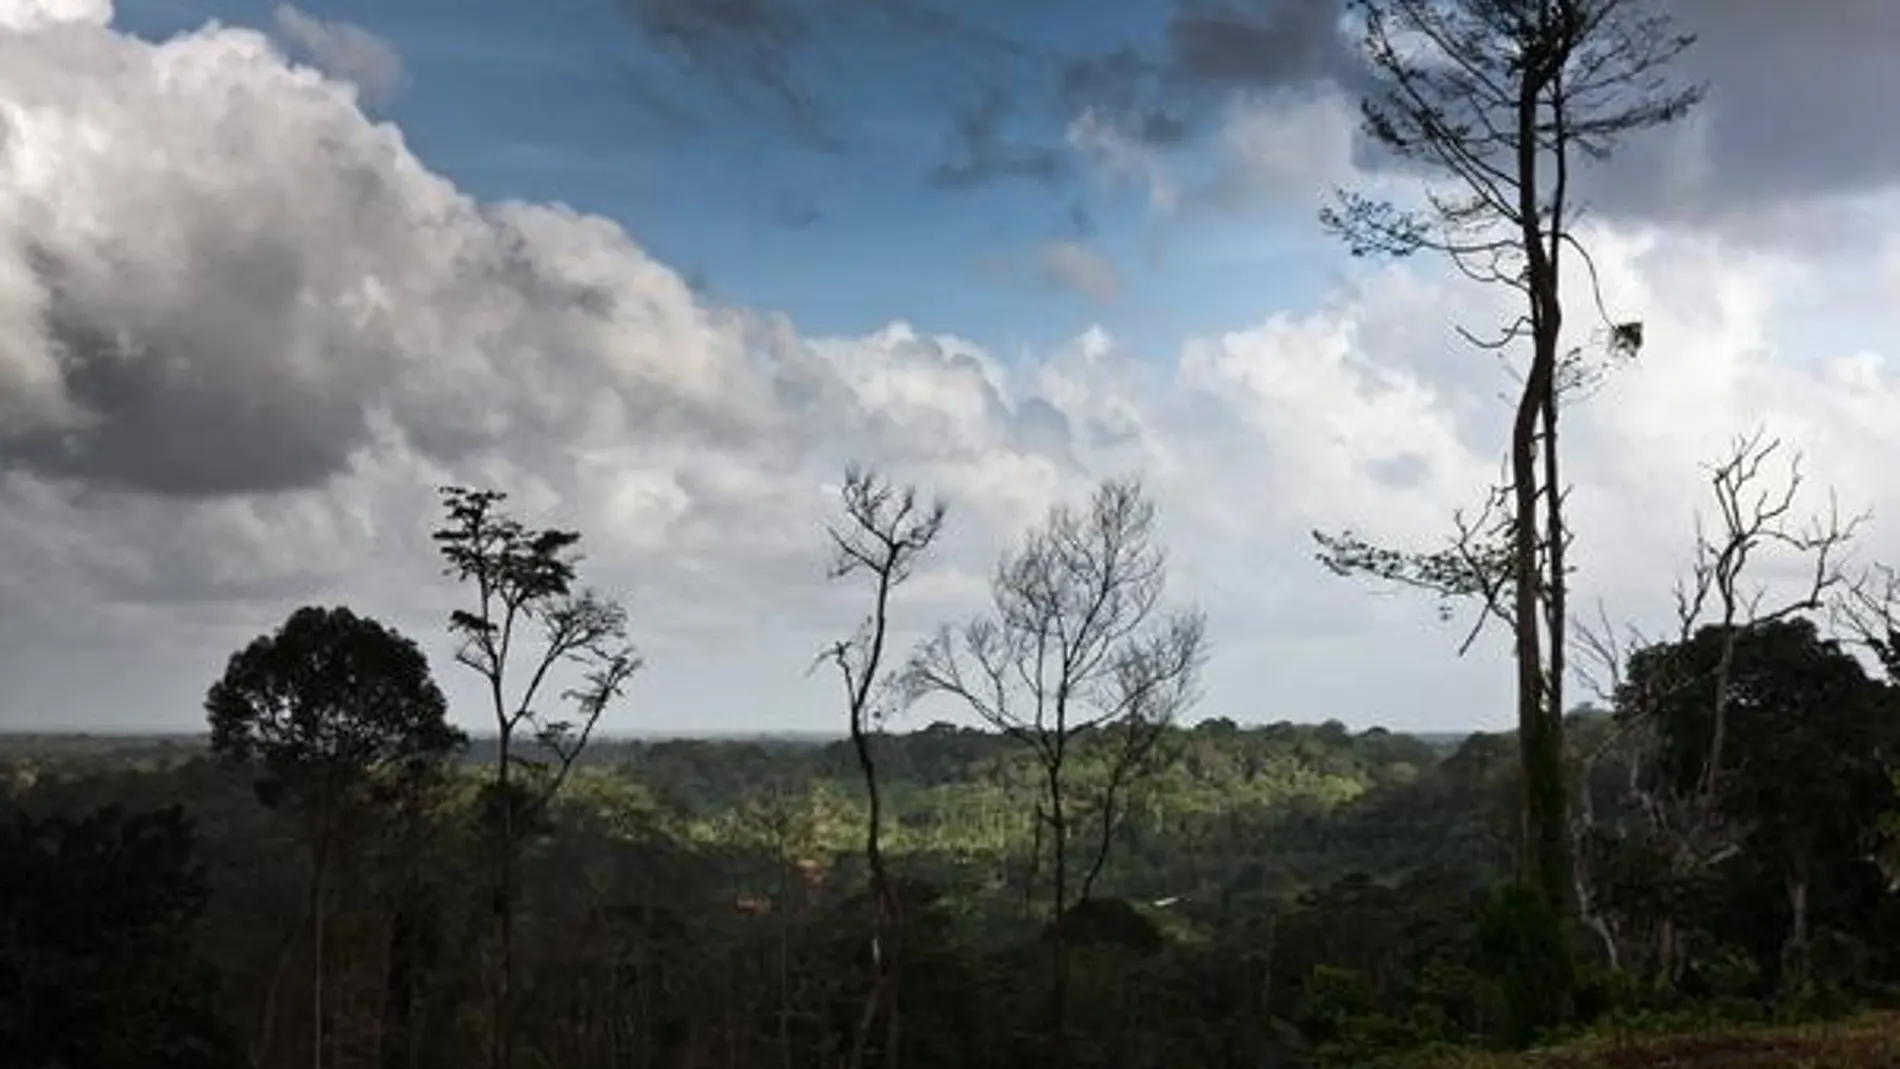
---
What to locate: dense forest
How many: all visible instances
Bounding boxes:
[7,678,1900,1069]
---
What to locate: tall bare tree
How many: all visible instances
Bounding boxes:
[818,466,946,1069]
[905,478,1204,1068]
[433,487,644,1069]
[1317,0,1701,914]
[1575,430,1860,979]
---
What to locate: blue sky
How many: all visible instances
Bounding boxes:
[123,0,1334,360]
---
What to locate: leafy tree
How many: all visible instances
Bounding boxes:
[206,605,462,1069]
[819,465,946,1069]
[1578,431,1860,983]
[907,477,1204,1066]
[1621,618,1895,980]
[432,486,642,1069]
[0,803,237,1069]
[1316,0,1703,926]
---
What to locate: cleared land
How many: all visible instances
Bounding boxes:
[1424,1014,1900,1068]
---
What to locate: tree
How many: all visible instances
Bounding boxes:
[905,477,1205,1066]
[0,803,237,1069]
[1576,431,1860,982]
[432,486,643,1069]
[1316,0,1702,921]
[819,466,946,1069]
[1620,618,1893,980]
[206,605,462,1069]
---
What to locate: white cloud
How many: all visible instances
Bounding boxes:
[1069,89,1367,223]
[5,4,1900,736]
[271,3,405,107]
[0,0,107,32]
[1200,89,1362,213]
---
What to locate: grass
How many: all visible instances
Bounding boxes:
[1419,1012,1900,1068]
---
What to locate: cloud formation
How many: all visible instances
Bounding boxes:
[1142,0,1900,237]
[5,1,1900,737]
[271,4,405,106]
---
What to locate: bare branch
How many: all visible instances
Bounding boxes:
[904,478,1204,913]
[820,464,945,1069]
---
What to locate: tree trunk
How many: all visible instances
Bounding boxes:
[848,702,900,1069]
[1509,44,1573,920]
[253,914,304,1069]
[1047,767,1070,1069]
[312,829,332,1069]
[1784,852,1812,980]
[379,901,418,1069]
[1512,356,1567,909]
[492,726,517,1069]
[1657,917,1680,987]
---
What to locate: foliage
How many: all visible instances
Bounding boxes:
[13,571,1900,1069]
[0,803,237,1069]
[206,605,463,809]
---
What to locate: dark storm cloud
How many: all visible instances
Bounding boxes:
[1167,0,1900,229]
[1573,0,1900,227]
[1,240,383,498]
[1059,46,1193,150]
[1163,0,1358,94]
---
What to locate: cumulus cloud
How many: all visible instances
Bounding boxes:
[271,4,405,107]
[0,0,106,31]
[6,1,1900,737]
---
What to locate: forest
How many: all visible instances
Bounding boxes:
[11,2,1900,1068]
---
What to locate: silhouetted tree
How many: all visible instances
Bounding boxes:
[0,803,237,1069]
[1578,431,1859,983]
[433,487,642,1069]
[907,477,1204,1067]
[819,465,946,1069]
[1623,618,1894,980]
[206,605,461,1069]
[1317,0,1703,929]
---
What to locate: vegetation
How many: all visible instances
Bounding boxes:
[7,577,1900,1067]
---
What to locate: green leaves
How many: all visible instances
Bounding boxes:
[434,486,584,637]
[204,605,462,800]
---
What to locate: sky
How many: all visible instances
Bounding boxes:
[4,0,1900,736]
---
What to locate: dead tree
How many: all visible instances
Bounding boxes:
[906,478,1204,1069]
[433,487,644,1069]
[818,466,945,1069]
[1320,0,1702,914]
[1573,430,1860,980]
[1829,538,1900,894]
